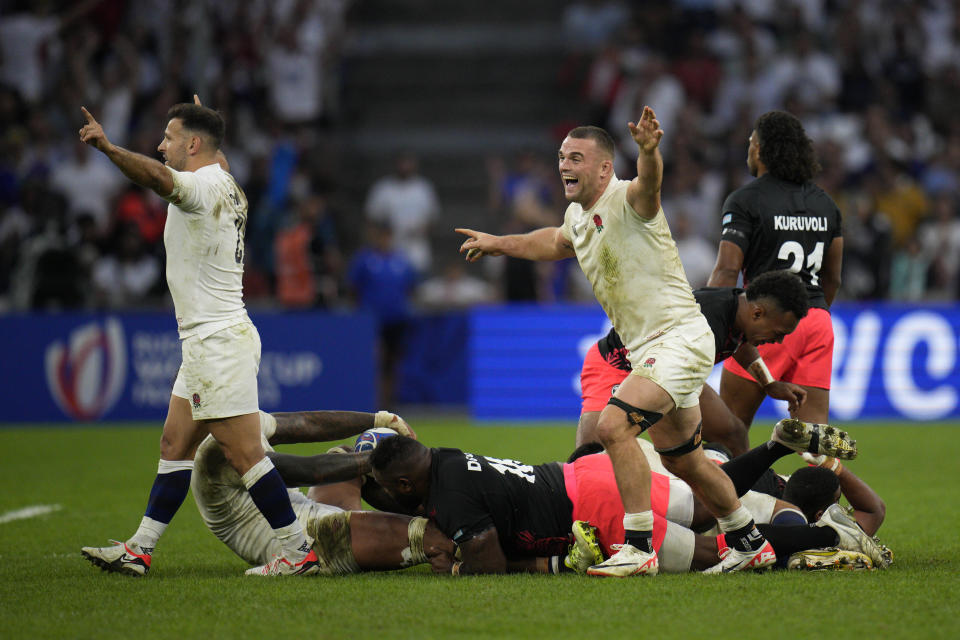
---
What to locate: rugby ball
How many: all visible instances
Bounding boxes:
[354,427,397,452]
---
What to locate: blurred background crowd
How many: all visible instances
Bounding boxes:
[2,0,960,319]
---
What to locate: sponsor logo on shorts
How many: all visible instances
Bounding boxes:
[643,357,656,368]
[192,393,201,409]
[593,215,604,232]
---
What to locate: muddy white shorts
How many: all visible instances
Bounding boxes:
[172,321,260,420]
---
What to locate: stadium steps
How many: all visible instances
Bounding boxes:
[334,3,584,259]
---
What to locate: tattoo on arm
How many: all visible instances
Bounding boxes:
[266,451,372,487]
[269,411,376,445]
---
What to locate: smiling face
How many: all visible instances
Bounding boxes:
[558,136,613,208]
[157,118,194,171]
[742,300,799,346]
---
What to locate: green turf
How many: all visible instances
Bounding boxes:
[1,419,958,639]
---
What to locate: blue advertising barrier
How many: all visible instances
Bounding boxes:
[470,303,960,422]
[0,311,375,422]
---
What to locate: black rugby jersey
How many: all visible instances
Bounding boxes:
[719,174,842,309]
[425,448,572,558]
[598,287,743,371]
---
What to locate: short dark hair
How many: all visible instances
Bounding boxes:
[755,110,820,184]
[370,435,424,473]
[745,270,809,320]
[566,125,615,159]
[166,103,225,149]
[782,466,840,522]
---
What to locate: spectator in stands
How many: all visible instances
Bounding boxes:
[918,193,960,299]
[486,151,562,302]
[417,261,496,310]
[365,152,439,275]
[274,193,342,309]
[841,195,892,301]
[608,52,685,167]
[91,223,161,309]
[113,185,166,247]
[889,234,930,301]
[670,211,715,290]
[49,141,124,233]
[349,222,418,407]
[868,158,929,248]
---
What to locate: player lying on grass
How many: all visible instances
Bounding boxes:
[368,420,891,575]
[578,419,886,571]
[578,270,810,457]
[625,420,882,541]
[191,409,455,574]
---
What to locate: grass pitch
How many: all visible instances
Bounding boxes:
[1,418,958,639]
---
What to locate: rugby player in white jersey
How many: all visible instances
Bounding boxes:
[78,97,319,576]
[456,107,774,575]
[192,409,454,574]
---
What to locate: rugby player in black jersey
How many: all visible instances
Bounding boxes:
[708,111,843,446]
[578,270,809,456]
[368,432,888,575]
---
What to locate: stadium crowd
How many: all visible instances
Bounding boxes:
[2,0,960,314]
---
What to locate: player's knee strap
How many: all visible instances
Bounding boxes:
[305,511,360,575]
[404,516,429,567]
[606,397,663,433]
[655,422,703,457]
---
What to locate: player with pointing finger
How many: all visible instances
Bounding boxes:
[455,107,776,576]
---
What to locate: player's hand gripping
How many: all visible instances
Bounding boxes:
[456,228,503,262]
[764,381,807,414]
[627,106,664,155]
[78,107,113,154]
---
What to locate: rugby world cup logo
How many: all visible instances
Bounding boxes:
[45,318,127,420]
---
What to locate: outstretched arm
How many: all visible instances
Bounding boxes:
[267,450,371,487]
[268,411,378,445]
[456,226,574,262]
[79,107,174,198]
[268,409,414,445]
[625,106,664,219]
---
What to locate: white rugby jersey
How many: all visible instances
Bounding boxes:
[560,177,706,360]
[162,163,249,339]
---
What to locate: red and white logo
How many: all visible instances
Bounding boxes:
[45,318,127,420]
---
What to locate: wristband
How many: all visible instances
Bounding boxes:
[451,561,463,576]
[823,457,843,474]
[748,357,774,387]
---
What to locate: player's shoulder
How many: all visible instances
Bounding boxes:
[722,177,767,211]
[194,163,233,184]
[804,181,841,211]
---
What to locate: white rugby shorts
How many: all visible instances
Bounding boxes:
[627,318,715,409]
[172,321,260,420]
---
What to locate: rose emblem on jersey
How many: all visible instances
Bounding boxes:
[593,214,604,232]
[643,357,656,368]
[192,393,202,409]
[45,318,127,421]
